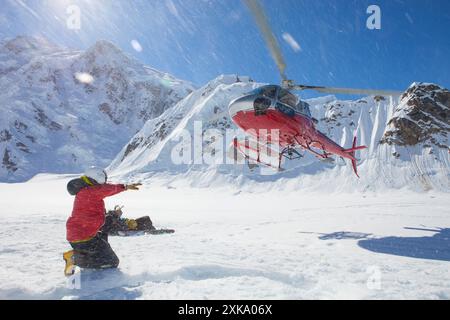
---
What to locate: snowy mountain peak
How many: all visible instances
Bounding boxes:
[0,36,195,182]
[2,35,58,54]
[0,36,64,76]
[208,74,254,86]
[89,39,123,53]
[80,39,133,67]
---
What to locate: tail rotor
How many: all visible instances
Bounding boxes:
[343,136,366,177]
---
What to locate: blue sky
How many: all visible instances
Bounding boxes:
[1,0,449,97]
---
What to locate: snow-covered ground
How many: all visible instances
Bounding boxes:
[0,174,449,300]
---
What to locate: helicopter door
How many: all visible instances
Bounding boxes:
[254,97,271,116]
[278,88,298,108]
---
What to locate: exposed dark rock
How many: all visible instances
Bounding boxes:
[381,83,449,149]
[16,142,30,153]
[2,149,17,172]
[145,121,170,143]
[0,130,12,142]
[122,137,144,160]
[98,102,121,125]
[26,135,36,143]
[32,103,63,131]
[374,96,386,102]
[14,121,28,132]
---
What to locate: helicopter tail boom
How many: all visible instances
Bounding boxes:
[343,145,367,154]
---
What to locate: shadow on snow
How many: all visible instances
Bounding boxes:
[358,227,450,262]
[316,228,450,262]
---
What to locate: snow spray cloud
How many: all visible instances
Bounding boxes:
[75,72,94,84]
[366,266,382,290]
[66,269,81,290]
[170,121,281,176]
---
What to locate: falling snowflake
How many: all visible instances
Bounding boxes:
[282,33,301,53]
[131,39,143,52]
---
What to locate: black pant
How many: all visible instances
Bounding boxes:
[70,232,119,269]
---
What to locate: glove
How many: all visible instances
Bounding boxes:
[125,183,142,190]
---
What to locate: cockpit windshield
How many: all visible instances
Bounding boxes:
[248,86,312,117]
[250,85,278,99]
[278,89,298,108]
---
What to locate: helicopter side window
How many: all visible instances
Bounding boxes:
[295,100,312,117]
[254,97,271,116]
[303,103,311,117]
[278,89,298,108]
[276,102,295,117]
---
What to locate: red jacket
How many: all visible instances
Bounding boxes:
[66,184,126,242]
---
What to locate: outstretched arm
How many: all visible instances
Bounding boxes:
[89,183,142,199]
[91,184,126,199]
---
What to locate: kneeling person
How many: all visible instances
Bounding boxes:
[63,167,141,276]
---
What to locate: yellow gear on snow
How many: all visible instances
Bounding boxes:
[125,219,138,230]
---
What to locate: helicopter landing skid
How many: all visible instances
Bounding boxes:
[233,137,284,170]
[280,146,303,161]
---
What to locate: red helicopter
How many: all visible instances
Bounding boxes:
[229,0,401,177]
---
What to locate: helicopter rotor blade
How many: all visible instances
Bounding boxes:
[243,0,287,81]
[243,0,402,96]
[289,84,402,96]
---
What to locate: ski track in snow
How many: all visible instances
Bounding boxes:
[0,174,449,300]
